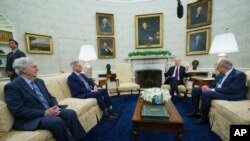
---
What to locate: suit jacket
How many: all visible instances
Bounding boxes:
[209,69,247,100]
[5,49,26,79]
[67,72,96,98]
[4,76,58,130]
[164,65,188,84]
[100,47,113,56]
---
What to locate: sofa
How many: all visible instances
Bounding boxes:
[209,71,250,141]
[0,74,103,141]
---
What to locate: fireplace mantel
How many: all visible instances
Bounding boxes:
[124,56,175,84]
[124,55,175,60]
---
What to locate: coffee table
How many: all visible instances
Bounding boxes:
[132,98,184,141]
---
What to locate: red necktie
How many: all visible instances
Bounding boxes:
[175,66,179,80]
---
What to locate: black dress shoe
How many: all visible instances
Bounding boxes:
[193,118,208,124]
[102,114,118,120]
[108,109,120,117]
[185,112,201,118]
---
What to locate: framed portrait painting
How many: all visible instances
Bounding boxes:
[97,37,115,59]
[186,27,211,56]
[96,13,114,36]
[25,33,53,54]
[135,13,163,49]
[187,0,212,29]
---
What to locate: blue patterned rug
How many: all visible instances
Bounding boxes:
[84,94,222,141]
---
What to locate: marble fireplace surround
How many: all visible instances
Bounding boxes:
[124,56,175,84]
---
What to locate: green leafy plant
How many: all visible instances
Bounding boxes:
[128,50,171,57]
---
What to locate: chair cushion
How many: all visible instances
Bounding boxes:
[161,84,187,92]
[0,81,9,101]
[0,100,14,136]
[118,83,140,91]
[42,77,66,102]
[211,100,250,124]
[59,98,98,116]
[0,130,54,141]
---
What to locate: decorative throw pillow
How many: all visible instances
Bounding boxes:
[0,100,14,135]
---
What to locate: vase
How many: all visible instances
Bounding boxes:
[152,95,164,105]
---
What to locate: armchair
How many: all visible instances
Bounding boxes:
[115,63,140,96]
[161,61,189,98]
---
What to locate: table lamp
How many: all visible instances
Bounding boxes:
[209,32,239,60]
[209,32,239,74]
[79,44,97,78]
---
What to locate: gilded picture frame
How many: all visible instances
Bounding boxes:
[135,13,163,49]
[186,27,211,56]
[187,0,212,29]
[97,37,115,59]
[96,13,114,36]
[25,33,53,54]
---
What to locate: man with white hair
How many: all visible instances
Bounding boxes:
[164,58,189,99]
[186,59,247,124]
[67,60,119,120]
[4,57,86,141]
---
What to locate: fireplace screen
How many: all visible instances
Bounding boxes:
[136,69,162,88]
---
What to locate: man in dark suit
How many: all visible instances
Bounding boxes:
[186,59,247,124]
[164,58,189,98]
[139,22,155,45]
[100,18,112,33]
[67,61,119,120]
[191,6,207,25]
[190,35,206,52]
[5,39,26,81]
[100,42,113,56]
[4,57,86,141]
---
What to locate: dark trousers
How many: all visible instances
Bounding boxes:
[166,77,181,96]
[38,109,86,141]
[86,88,112,111]
[191,87,226,119]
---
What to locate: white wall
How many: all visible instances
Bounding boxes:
[0,0,250,77]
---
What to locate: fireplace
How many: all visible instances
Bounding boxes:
[136,69,162,88]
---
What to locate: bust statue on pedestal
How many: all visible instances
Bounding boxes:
[106,64,111,74]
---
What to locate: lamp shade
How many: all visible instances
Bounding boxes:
[209,33,239,54]
[79,44,97,61]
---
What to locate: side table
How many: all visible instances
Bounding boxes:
[98,73,116,82]
[96,78,108,89]
[192,77,214,87]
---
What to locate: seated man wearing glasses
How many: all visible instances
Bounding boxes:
[4,57,86,141]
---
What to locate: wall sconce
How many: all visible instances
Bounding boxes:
[79,44,97,78]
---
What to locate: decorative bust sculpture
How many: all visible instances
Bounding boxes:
[106,64,111,74]
[192,60,199,70]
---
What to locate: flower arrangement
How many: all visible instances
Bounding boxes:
[128,50,171,57]
[141,87,171,104]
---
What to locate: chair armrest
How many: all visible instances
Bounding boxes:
[115,78,120,87]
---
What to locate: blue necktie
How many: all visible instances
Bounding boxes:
[79,75,91,90]
[30,81,49,109]
[216,74,225,88]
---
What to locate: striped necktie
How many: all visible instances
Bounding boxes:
[216,74,225,88]
[30,81,49,109]
[175,66,179,80]
[79,75,91,90]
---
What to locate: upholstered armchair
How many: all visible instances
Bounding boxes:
[161,61,189,98]
[115,63,140,96]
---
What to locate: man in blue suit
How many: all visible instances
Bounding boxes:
[5,39,26,81]
[164,58,189,98]
[67,61,119,120]
[186,59,247,124]
[4,57,86,141]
